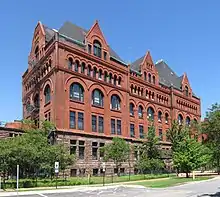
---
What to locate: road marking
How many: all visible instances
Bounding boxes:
[38,194,48,197]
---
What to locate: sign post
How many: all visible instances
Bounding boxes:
[102,162,106,186]
[54,162,59,189]
[16,165,19,196]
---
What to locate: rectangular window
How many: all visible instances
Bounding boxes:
[130,123,135,138]
[159,129,163,141]
[70,140,77,155]
[93,169,99,176]
[100,142,105,158]
[78,112,84,130]
[48,112,51,121]
[70,169,77,177]
[139,125,144,139]
[88,45,91,54]
[98,116,104,133]
[117,120,121,135]
[92,115,97,132]
[92,142,98,160]
[111,119,116,134]
[70,111,76,129]
[79,141,85,160]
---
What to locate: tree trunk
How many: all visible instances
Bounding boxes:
[117,165,120,177]
[186,172,189,178]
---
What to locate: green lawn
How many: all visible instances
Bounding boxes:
[128,176,212,188]
[4,174,174,189]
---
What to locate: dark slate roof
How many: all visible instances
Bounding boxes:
[57,21,125,63]
[131,56,144,72]
[131,57,182,90]
[155,60,183,90]
[44,25,55,42]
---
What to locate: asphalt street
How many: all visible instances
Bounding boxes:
[1,177,220,197]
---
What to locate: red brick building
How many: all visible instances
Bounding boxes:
[22,21,201,176]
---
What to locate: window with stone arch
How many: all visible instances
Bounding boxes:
[44,84,51,104]
[147,107,154,120]
[185,85,189,97]
[130,103,135,116]
[178,114,183,125]
[68,57,73,70]
[70,83,84,102]
[186,116,191,126]
[74,60,79,72]
[144,72,147,81]
[138,105,143,118]
[158,111,162,122]
[153,76,156,84]
[148,73,151,83]
[165,113,169,124]
[93,40,102,58]
[111,94,121,110]
[92,89,104,107]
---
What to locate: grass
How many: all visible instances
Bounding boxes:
[128,176,213,188]
[3,174,174,189]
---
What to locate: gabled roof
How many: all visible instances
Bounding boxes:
[130,56,144,71]
[57,21,124,63]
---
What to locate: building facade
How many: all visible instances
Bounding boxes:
[22,21,201,176]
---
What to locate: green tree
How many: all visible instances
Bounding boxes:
[137,123,164,174]
[173,135,210,178]
[167,121,210,177]
[202,103,220,173]
[103,137,130,176]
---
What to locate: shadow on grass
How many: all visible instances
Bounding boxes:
[198,192,220,196]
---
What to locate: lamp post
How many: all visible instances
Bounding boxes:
[102,162,106,186]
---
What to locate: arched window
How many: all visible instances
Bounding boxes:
[70,83,84,102]
[147,107,154,120]
[98,69,102,80]
[68,57,73,70]
[104,71,108,82]
[178,114,183,125]
[146,90,149,98]
[44,84,51,104]
[87,65,92,76]
[93,40,102,58]
[148,73,151,83]
[158,111,162,122]
[113,75,117,86]
[74,60,79,72]
[185,86,189,97]
[153,76,156,84]
[144,72,147,81]
[92,89,104,107]
[81,62,85,74]
[165,113,169,124]
[35,46,39,60]
[34,94,40,108]
[186,116,191,126]
[111,95,121,110]
[109,73,112,84]
[118,77,121,86]
[138,106,143,118]
[93,67,97,78]
[130,103,135,116]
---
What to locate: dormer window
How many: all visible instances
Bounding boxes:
[185,86,189,97]
[148,73,151,83]
[93,40,102,58]
[35,46,39,61]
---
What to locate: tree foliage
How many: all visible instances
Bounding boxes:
[0,120,75,186]
[137,123,164,173]
[167,121,210,177]
[102,137,130,176]
[202,103,220,172]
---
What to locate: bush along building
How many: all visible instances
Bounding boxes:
[21,20,201,177]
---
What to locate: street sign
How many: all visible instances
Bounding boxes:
[55,162,59,173]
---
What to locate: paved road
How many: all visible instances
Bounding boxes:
[1,177,220,197]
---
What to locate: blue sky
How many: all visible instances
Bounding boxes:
[0,0,219,122]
